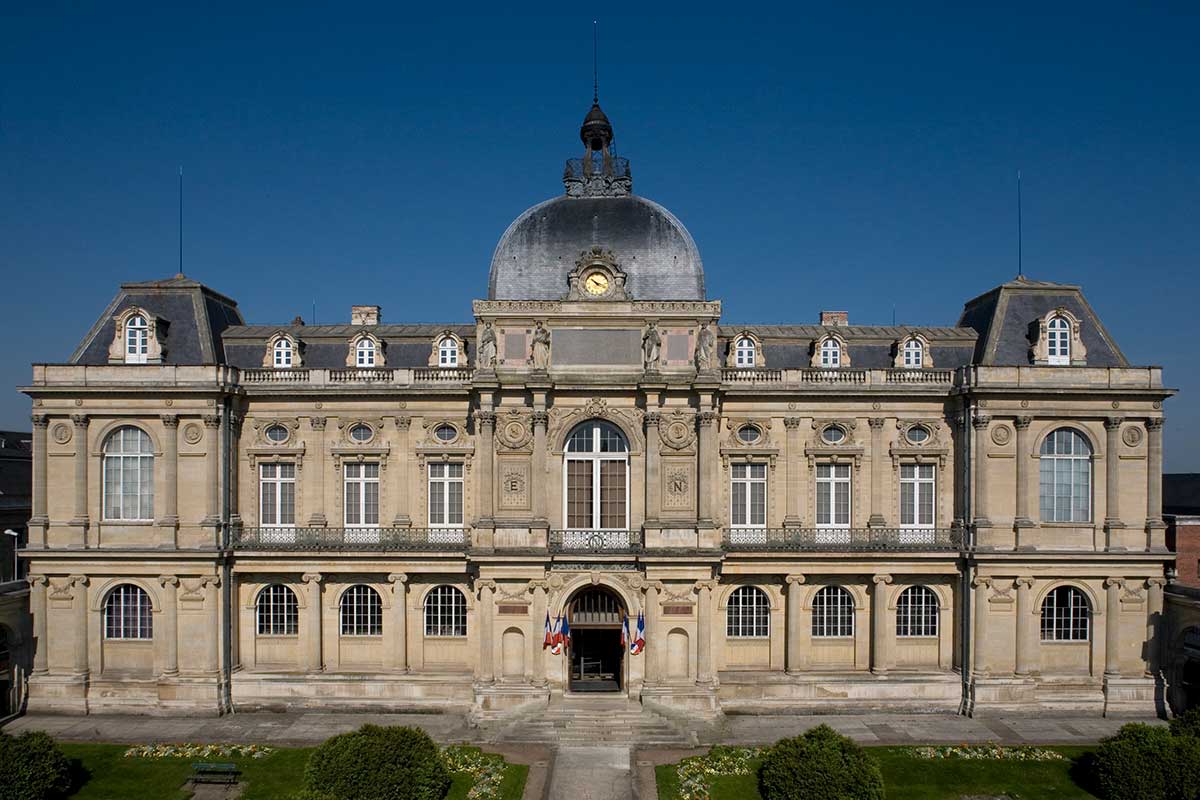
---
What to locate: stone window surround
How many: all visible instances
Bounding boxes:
[893,332,934,369]
[107,306,166,365]
[811,331,850,368]
[1030,307,1088,366]
[263,331,303,369]
[429,331,466,368]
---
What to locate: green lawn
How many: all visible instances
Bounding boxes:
[656,746,1099,800]
[59,743,527,800]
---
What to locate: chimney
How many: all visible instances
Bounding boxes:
[820,311,848,327]
[351,305,381,326]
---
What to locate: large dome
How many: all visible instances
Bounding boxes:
[487,101,704,301]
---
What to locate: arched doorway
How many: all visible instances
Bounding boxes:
[568,587,625,692]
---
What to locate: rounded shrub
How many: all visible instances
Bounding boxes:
[0,731,72,800]
[303,724,450,800]
[758,724,884,800]
[1165,734,1200,800]
[1094,723,1173,800]
[1169,707,1200,740]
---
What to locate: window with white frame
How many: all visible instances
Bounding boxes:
[1040,585,1090,642]
[344,462,379,527]
[726,586,770,637]
[820,338,841,368]
[428,462,464,527]
[896,585,939,637]
[811,585,854,638]
[104,584,153,640]
[903,338,923,368]
[1039,428,1092,523]
[730,463,767,529]
[355,338,377,367]
[256,584,298,635]
[1047,316,1071,365]
[899,463,936,541]
[438,337,458,367]
[125,314,149,364]
[424,585,467,637]
[339,584,383,636]
[564,420,629,530]
[102,426,155,521]
[273,338,293,368]
[735,337,756,367]
[259,463,296,529]
[815,463,851,538]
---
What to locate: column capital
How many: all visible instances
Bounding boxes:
[785,574,806,586]
[393,416,411,430]
[872,574,893,586]
[1104,416,1124,431]
[199,575,221,589]
[972,414,992,430]
[1014,576,1035,589]
[475,579,497,595]
[202,414,221,428]
[1014,415,1033,430]
[693,579,718,593]
[26,575,48,588]
[70,413,89,428]
[387,572,408,586]
[1147,417,1165,431]
[160,414,179,428]
[1104,576,1125,589]
[158,575,179,589]
[531,411,549,428]
[310,416,327,431]
[473,410,496,428]
[971,575,992,590]
[644,411,662,426]
[1147,577,1168,589]
[68,575,89,588]
[31,412,50,429]
[783,416,803,430]
[698,410,719,426]
[301,572,323,585]
[868,417,886,430]
[526,579,551,594]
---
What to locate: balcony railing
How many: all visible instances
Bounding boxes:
[723,527,963,552]
[719,368,957,389]
[231,527,469,551]
[549,529,643,554]
[237,367,473,387]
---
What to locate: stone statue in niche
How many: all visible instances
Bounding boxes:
[642,322,662,370]
[694,322,715,371]
[529,321,551,371]
[477,322,497,369]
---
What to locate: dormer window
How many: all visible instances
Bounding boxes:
[820,338,841,368]
[439,337,458,367]
[356,339,376,367]
[125,315,149,363]
[273,338,293,368]
[1047,315,1070,365]
[902,338,923,368]
[735,337,756,367]
[262,332,303,369]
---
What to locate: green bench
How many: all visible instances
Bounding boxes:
[189,761,240,785]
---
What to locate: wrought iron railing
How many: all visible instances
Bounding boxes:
[564,155,631,179]
[723,527,963,552]
[231,527,469,551]
[549,529,643,554]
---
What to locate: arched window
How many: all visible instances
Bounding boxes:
[1039,428,1093,522]
[125,314,149,364]
[820,338,841,368]
[564,420,629,530]
[811,586,854,638]
[896,586,939,637]
[1040,586,1090,641]
[102,426,154,521]
[735,337,756,367]
[424,585,467,637]
[340,585,383,636]
[104,584,153,640]
[438,337,458,367]
[256,584,299,635]
[903,338,924,368]
[1047,316,1071,365]
[273,338,293,368]
[726,586,770,638]
[355,338,376,367]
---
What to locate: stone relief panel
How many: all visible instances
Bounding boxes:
[498,460,531,511]
[661,461,695,512]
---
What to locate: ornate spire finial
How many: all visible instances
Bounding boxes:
[593,20,599,104]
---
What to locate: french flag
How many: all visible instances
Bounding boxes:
[560,615,571,650]
[549,615,564,654]
[542,612,553,649]
[621,613,631,649]
[630,611,645,655]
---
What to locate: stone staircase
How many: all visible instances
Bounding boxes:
[481,694,698,746]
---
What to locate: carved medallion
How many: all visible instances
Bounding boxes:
[1122,426,1144,447]
[496,411,532,451]
[990,424,1012,446]
[183,423,203,445]
[659,410,697,450]
[52,423,71,445]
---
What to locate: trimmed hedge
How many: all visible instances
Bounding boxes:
[0,731,73,800]
[1094,722,1200,800]
[758,724,884,800]
[303,725,451,800]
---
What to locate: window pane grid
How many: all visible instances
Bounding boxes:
[260,463,296,527]
[256,584,299,635]
[816,463,851,528]
[424,585,467,637]
[812,586,854,638]
[731,463,767,528]
[339,585,383,636]
[1041,586,1090,641]
[726,586,770,637]
[896,586,939,637]
[1039,429,1092,523]
[103,427,155,521]
[564,421,629,529]
[104,584,153,640]
[428,462,464,526]
[344,462,380,527]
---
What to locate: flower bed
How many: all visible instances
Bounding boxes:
[441,746,510,800]
[673,746,763,800]
[123,743,275,760]
[906,743,1066,761]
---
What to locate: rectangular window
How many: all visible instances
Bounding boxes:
[428,462,464,526]
[730,463,767,528]
[899,463,935,543]
[566,459,594,528]
[260,463,296,541]
[815,463,851,542]
[344,462,379,528]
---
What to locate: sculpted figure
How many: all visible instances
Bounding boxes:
[529,321,552,370]
[476,322,497,368]
[643,322,662,369]
[694,322,715,370]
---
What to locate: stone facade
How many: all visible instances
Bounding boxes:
[18,101,1174,720]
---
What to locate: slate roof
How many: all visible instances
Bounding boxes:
[221,324,476,370]
[957,276,1128,367]
[718,325,978,369]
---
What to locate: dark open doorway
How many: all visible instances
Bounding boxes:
[568,587,625,693]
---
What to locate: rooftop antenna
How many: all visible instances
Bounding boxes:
[1017,169,1023,278]
[178,166,184,277]
[593,19,599,103]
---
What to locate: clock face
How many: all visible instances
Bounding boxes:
[584,272,610,296]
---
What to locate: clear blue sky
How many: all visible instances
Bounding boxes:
[2,3,1197,469]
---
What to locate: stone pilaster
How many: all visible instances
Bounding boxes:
[70,414,89,527]
[158,576,179,677]
[695,580,716,684]
[528,580,549,685]
[972,416,992,528]
[1146,418,1166,532]
[302,573,323,672]
[1014,577,1036,676]
[871,574,892,674]
[1013,416,1035,533]
[475,411,496,528]
[643,583,661,684]
[307,417,327,526]
[476,579,496,683]
[28,576,48,674]
[391,418,411,526]
[202,414,221,525]
[785,574,806,673]
[70,575,89,676]
[388,573,409,672]
[972,576,990,677]
[159,415,180,528]
[1104,417,1125,535]
[783,418,803,527]
[697,411,719,525]
[1105,577,1123,677]
[868,418,886,528]
[645,410,663,527]
[30,414,49,529]
[1147,577,1166,677]
[531,409,549,526]
[202,576,221,674]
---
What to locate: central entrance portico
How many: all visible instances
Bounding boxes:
[568,587,625,692]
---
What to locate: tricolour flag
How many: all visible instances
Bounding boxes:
[542,612,553,649]
[549,615,564,655]
[560,614,571,650]
[630,611,645,655]
[620,613,631,649]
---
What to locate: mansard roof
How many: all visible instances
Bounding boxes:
[221,323,475,370]
[70,274,244,366]
[718,324,978,369]
[957,276,1128,367]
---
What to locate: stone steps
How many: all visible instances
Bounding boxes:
[484,697,697,746]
